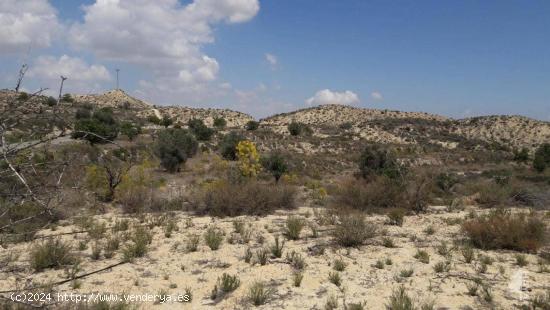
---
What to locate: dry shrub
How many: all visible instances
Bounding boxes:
[193,180,296,216]
[462,209,546,252]
[333,172,433,214]
[465,179,512,208]
[405,171,435,213]
[387,208,406,226]
[334,176,404,212]
[332,213,377,247]
[30,238,75,272]
[116,165,155,213]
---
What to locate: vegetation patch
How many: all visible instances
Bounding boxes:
[462,209,546,252]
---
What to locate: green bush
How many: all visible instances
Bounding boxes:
[30,238,75,272]
[219,132,245,160]
[339,122,353,130]
[154,128,198,172]
[188,118,214,141]
[533,143,550,172]
[246,120,259,131]
[213,117,227,129]
[72,107,119,144]
[17,92,29,100]
[288,121,311,136]
[44,96,57,106]
[61,93,74,103]
[120,122,141,141]
[147,115,161,125]
[218,273,240,293]
[204,227,224,250]
[261,153,288,182]
[358,145,403,179]
[160,115,173,128]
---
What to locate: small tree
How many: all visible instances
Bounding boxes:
[219,132,244,160]
[261,153,288,183]
[154,128,198,172]
[213,117,227,129]
[85,149,135,201]
[72,107,119,144]
[246,120,259,131]
[533,143,550,172]
[160,115,173,128]
[236,141,262,177]
[120,121,142,141]
[188,118,214,141]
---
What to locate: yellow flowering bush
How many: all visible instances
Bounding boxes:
[236,140,262,177]
[115,164,154,213]
[85,164,110,200]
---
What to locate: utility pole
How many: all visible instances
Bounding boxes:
[116,69,120,90]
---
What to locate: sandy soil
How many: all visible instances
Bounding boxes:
[1,206,548,309]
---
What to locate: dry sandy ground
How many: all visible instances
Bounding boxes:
[1,206,549,309]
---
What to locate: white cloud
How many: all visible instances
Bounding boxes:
[27,55,111,93]
[306,89,360,106]
[0,0,63,53]
[220,82,232,89]
[69,0,259,96]
[370,91,383,101]
[265,53,277,69]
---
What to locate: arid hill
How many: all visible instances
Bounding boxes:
[261,104,550,151]
[74,89,151,109]
[72,90,254,128]
[3,89,549,150]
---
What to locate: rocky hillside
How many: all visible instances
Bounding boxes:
[3,89,549,149]
[261,104,550,150]
[74,89,151,109]
[453,115,550,150]
[262,104,448,126]
[139,106,254,128]
[73,90,253,128]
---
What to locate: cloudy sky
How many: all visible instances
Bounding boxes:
[1,0,549,119]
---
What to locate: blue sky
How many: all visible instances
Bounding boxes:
[1,0,549,120]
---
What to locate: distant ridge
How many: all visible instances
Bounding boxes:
[74,89,151,109]
[260,104,550,150]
